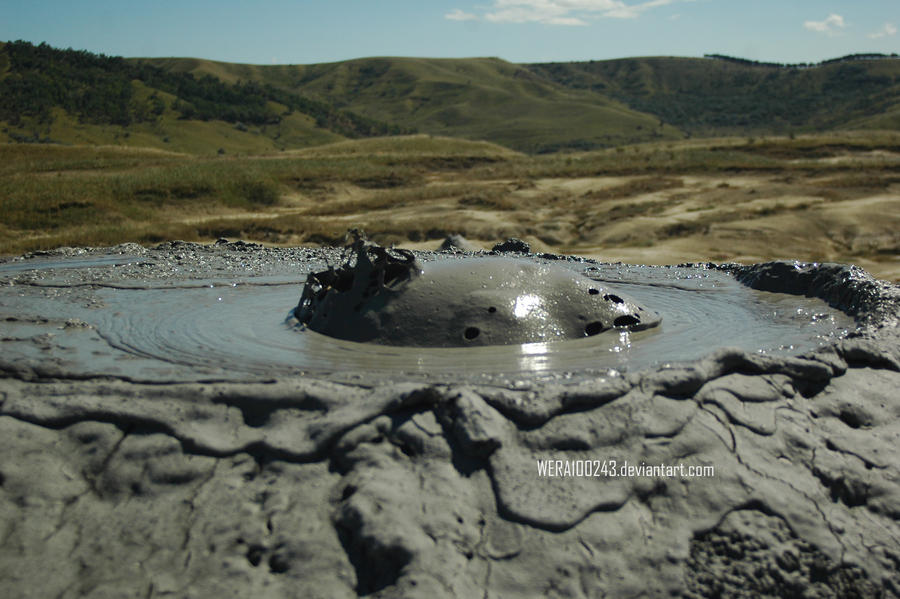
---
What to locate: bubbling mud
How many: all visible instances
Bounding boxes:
[294,240,661,347]
[0,244,857,384]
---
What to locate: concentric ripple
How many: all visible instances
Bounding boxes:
[92,261,854,383]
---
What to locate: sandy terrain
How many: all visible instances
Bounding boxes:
[243,170,900,283]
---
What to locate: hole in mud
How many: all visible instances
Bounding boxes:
[837,408,868,429]
[487,306,497,313]
[335,521,413,596]
[464,327,480,340]
[341,484,357,501]
[614,315,641,327]
[828,477,868,507]
[236,405,273,428]
[584,322,605,337]
[246,545,265,567]
[268,553,290,574]
[588,288,600,295]
[604,294,624,304]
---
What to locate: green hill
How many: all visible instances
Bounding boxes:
[132,52,900,151]
[0,41,410,155]
[526,55,900,136]
[134,55,680,152]
[3,41,900,155]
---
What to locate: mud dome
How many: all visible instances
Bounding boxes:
[295,239,660,347]
[1,241,899,599]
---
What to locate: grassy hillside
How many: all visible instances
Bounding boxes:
[136,56,683,153]
[527,55,900,136]
[0,41,408,155]
[2,133,898,282]
[138,53,900,152]
[0,135,517,252]
[4,42,900,155]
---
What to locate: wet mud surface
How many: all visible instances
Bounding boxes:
[294,239,661,347]
[1,241,899,598]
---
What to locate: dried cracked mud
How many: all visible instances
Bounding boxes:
[0,240,898,598]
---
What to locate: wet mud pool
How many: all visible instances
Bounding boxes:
[0,243,856,383]
[1,241,898,598]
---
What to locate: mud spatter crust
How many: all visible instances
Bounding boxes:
[294,239,661,347]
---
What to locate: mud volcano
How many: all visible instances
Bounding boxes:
[294,239,660,347]
[1,241,898,599]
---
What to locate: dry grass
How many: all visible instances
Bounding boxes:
[1,132,898,281]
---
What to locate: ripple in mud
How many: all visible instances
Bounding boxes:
[0,246,857,383]
[88,265,852,384]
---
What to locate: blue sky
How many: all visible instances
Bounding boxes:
[1,0,897,65]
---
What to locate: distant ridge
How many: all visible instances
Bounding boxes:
[0,40,412,154]
[704,52,900,69]
[135,54,679,152]
[526,54,900,136]
[2,40,900,154]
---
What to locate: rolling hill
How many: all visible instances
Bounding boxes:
[2,40,900,154]
[147,55,679,152]
[137,51,900,151]
[527,54,900,135]
[0,41,410,155]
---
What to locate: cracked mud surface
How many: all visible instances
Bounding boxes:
[1,241,899,598]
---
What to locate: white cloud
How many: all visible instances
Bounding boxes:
[868,22,897,39]
[445,8,479,21]
[447,0,682,26]
[803,14,846,35]
[603,0,677,19]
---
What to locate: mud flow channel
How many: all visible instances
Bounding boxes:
[0,243,856,385]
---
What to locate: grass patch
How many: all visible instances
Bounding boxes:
[604,198,673,221]
[2,132,898,257]
[457,189,517,211]
[305,183,499,216]
[582,176,684,200]
[816,173,900,189]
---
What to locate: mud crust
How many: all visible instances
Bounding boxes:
[0,242,898,598]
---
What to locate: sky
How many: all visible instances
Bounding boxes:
[1,0,898,65]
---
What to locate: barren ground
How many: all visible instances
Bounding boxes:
[264,168,900,282]
[2,135,898,281]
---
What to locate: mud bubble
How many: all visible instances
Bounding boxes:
[294,239,660,347]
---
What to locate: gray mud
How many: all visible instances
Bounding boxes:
[294,239,661,347]
[1,241,898,598]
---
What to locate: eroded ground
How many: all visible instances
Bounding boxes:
[284,168,900,283]
[0,244,898,598]
[2,134,899,282]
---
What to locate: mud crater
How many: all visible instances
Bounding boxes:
[294,239,660,347]
[0,242,862,384]
[0,241,898,598]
